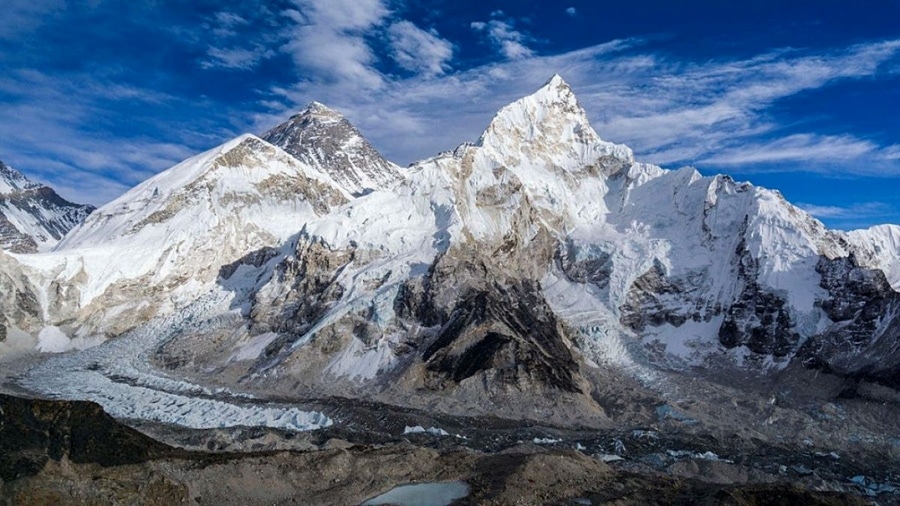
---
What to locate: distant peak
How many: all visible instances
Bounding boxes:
[476,74,633,166]
[301,101,343,120]
[545,73,568,88]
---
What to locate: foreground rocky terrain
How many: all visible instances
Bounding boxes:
[0,394,878,505]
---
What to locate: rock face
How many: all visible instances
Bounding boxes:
[0,393,174,481]
[262,102,404,196]
[0,160,93,253]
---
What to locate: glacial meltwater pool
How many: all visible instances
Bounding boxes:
[361,481,470,506]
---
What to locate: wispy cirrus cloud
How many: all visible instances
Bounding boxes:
[470,17,534,60]
[0,0,64,41]
[254,37,900,181]
[388,20,454,76]
[281,0,392,89]
[797,201,897,229]
[798,201,892,219]
[0,68,228,205]
[202,45,274,70]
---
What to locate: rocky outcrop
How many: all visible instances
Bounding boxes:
[797,255,900,386]
[395,252,582,393]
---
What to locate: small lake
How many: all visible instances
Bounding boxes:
[361,481,470,506]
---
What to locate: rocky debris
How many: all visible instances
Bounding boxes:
[0,393,879,506]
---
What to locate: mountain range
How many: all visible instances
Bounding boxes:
[1,74,899,430]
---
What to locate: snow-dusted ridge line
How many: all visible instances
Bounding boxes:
[0,159,94,253]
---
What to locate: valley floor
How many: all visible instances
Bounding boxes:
[1,292,898,504]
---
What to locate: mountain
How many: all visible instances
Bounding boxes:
[846,224,900,289]
[262,102,404,196]
[135,75,900,420]
[0,160,94,253]
[11,134,350,345]
[3,74,900,431]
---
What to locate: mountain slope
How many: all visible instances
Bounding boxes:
[12,134,349,344]
[262,102,404,196]
[846,224,900,290]
[0,160,94,253]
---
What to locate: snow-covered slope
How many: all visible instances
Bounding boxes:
[11,134,349,344]
[0,160,94,253]
[262,102,404,196]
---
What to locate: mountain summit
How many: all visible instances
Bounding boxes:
[477,74,632,172]
[262,102,403,196]
[0,160,93,253]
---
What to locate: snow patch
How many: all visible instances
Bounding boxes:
[404,425,450,437]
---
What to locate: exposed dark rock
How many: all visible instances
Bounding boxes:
[262,102,402,196]
[620,260,692,332]
[249,235,354,336]
[556,238,613,289]
[0,394,175,481]
[796,255,900,387]
[218,246,281,280]
[395,252,583,393]
[718,238,801,357]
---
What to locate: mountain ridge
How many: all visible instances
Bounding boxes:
[0,160,94,253]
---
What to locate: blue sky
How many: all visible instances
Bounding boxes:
[0,0,898,229]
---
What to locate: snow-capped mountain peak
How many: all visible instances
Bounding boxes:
[0,159,93,253]
[0,160,41,194]
[476,75,633,173]
[262,102,404,196]
[57,133,346,250]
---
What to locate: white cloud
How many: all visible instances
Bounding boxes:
[202,45,273,70]
[566,7,577,16]
[701,134,878,166]
[798,202,892,220]
[0,69,224,205]
[388,21,454,76]
[253,37,900,182]
[470,19,534,60]
[280,0,390,89]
